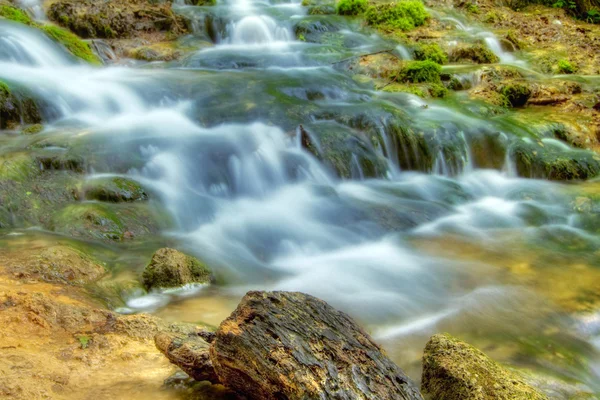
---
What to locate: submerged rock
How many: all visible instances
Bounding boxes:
[142,248,211,290]
[209,291,423,400]
[83,177,148,203]
[421,333,548,400]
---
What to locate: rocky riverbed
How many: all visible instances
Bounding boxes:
[1,0,600,397]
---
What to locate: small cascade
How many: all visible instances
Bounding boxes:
[0,21,73,66]
[228,15,292,45]
[17,0,46,21]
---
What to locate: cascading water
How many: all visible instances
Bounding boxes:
[1,0,600,396]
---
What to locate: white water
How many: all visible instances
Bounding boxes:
[1,3,599,393]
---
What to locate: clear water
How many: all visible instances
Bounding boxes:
[1,0,599,397]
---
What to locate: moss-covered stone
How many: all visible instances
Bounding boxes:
[0,152,40,182]
[365,1,428,31]
[449,44,499,64]
[21,124,44,135]
[395,60,442,83]
[414,43,448,64]
[50,202,170,241]
[0,80,42,129]
[336,0,367,15]
[512,140,600,181]
[0,4,33,25]
[26,245,106,286]
[83,177,148,203]
[499,82,532,107]
[47,0,188,40]
[142,248,211,290]
[422,333,548,400]
[41,24,101,64]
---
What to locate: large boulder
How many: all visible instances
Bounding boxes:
[142,248,211,290]
[209,291,423,400]
[421,333,548,400]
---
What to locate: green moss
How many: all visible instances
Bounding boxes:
[365,1,428,31]
[21,124,43,135]
[197,0,216,5]
[83,177,148,203]
[0,80,10,98]
[0,152,39,182]
[506,29,524,49]
[428,83,448,98]
[77,335,91,349]
[466,3,480,13]
[557,59,575,74]
[0,5,33,25]
[383,83,427,97]
[142,248,212,290]
[414,43,447,64]
[395,60,442,83]
[336,0,367,15]
[499,82,531,107]
[483,10,500,23]
[449,44,499,64]
[41,25,101,64]
[422,334,548,400]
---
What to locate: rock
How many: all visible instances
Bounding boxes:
[7,245,106,286]
[83,177,148,203]
[449,44,499,64]
[421,333,548,400]
[210,291,423,400]
[155,332,220,383]
[50,202,170,241]
[0,81,42,130]
[142,248,211,290]
[47,0,188,40]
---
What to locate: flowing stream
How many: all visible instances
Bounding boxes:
[1,0,600,397]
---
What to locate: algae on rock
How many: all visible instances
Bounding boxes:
[142,248,212,290]
[422,333,549,400]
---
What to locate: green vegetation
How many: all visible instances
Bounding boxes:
[428,83,448,98]
[499,82,531,107]
[0,80,10,98]
[395,60,442,83]
[414,43,447,64]
[0,5,100,64]
[0,5,32,25]
[41,25,101,64]
[365,0,428,31]
[336,0,368,15]
[77,335,91,349]
[466,3,480,13]
[557,59,575,74]
[449,43,499,64]
[21,124,44,135]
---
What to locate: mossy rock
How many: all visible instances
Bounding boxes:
[512,140,600,181]
[83,177,148,203]
[47,0,188,40]
[21,124,44,135]
[394,60,442,84]
[30,245,106,286]
[0,80,42,129]
[299,123,389,179]
[414,43,448,65]
[499,82,531,107]
[365,1,428,32]
[422,333,548,400]
[0,4,33,25]
[336,0,367,16]
[129,43,182,62]
[50,202,171,241]
[142,248,212,290]
[0,152,40,182]
[92,277,146,308]
[449,44,499,64]
[41,24,101,64]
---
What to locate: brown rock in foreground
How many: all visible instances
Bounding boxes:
[155,332,220,384]
[421,333,548,400]
[210,291,423,400]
